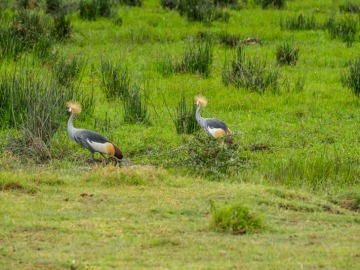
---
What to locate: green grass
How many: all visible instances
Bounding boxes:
[1,0,360,268]
[0,163,359,269]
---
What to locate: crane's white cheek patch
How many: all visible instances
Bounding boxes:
[207,127,226,138]
[87,140,107,153]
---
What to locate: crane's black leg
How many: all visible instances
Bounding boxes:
[100,152,106,159]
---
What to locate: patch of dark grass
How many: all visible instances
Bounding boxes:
[52,55,85,87]
[339,1,360,13]
[79,0,112,21]
[173,92,199,134]
[52,13,72,41]
[219,31,241,47]
[222,46,280,93]
[123,85,150,124]
[341,56,360,97]
[255,0,285,9]
[324,14,358,47]
[46,0,62,14]
[210,201,264,234]
[175,40,213,77]
[119,0,143,6]
[100,59,131,100]
[276,42,299,66]
[280,14,318,30]
[161,0,232,22]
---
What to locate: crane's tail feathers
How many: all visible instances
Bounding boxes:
[195,96,208,107]
[66,101,82,115]
[112,144,123,160]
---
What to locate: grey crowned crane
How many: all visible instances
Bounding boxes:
[67,101,123,161]
[195,96,234,143]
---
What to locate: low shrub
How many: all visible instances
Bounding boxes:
[183,133,245,179]
[210,201,264,234]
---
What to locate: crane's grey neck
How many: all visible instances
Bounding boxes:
[67,113,77,140]
[196,106,206,129]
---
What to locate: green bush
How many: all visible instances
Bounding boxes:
[222,46,279,93]
[183,133,245,179]
[276,42,299,66]
[342,56,360,97]
[210,202,264,234]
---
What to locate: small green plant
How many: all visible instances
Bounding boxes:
[175,40,213,77]
[342,56,360,97]
[222,46,279,93]
[210,201,264,234]
[276,42,299,66]
[255,0,285,9]
[100,60,131,100]
[280,14,318,30]
[123,85,149,124]
[173,93,199,134]
[339,1,360,13]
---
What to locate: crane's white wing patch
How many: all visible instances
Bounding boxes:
[86,139,107,153]
[206,127,226,138]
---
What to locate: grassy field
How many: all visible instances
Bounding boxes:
[1,0,360,268]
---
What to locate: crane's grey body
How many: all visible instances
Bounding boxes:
[68,113,110,159]
[196,106,230,138]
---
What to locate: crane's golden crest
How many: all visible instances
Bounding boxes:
[195,96,208,107]
[66,101,82,115]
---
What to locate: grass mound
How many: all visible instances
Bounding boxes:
[210,201,264,234]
